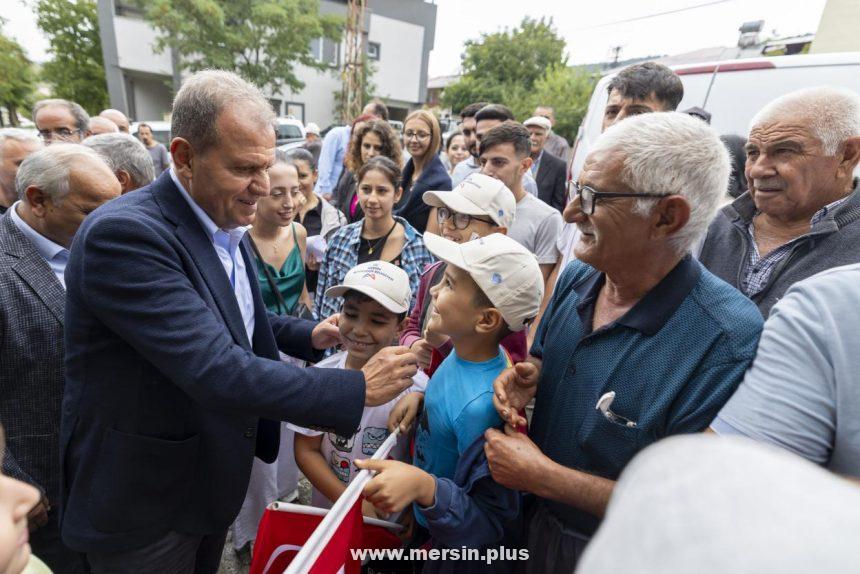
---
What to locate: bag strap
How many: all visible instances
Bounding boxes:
[247,234,288,315]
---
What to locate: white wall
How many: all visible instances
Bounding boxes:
[114,16,172,75]
[368,14,424,103]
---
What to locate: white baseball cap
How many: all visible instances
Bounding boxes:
[423,233,544,332]
[325,261,411,314]
[422,173,516,228]
[523,116,552,131]
[305,122,321,136]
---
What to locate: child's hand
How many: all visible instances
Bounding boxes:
[355,459,436,514]
[410,338,434,370]
[362,499,386,520]
[387,392,424,433]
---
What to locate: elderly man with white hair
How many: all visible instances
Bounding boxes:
[0,144,119,573]
[487,112,764,573]
[83,132,156,193]
[0,128,42,214]
[698,86,860,317]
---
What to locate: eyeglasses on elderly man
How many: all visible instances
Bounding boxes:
[568,180,670,215]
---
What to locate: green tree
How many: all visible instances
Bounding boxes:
[442,17,596,142]
[0,29,37,125]
[139,0,343,94]
[442,17,565,113]
[34,0,109,114]
[510,65,597,143]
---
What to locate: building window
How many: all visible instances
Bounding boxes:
[367,42,381,61]
[309,37,340,67]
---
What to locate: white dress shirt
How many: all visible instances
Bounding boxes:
[9,201,70,288]
[170,169,255,345]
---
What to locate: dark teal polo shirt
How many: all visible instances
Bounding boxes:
[529,256,763,535]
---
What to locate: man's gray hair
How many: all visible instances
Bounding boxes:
[83,133,156,188]
[171,70,276,153]
[16,144,104,204]
[591,112,730,254]
[750,86,860,155]
[0,128,41,162]
[32,98,90,133]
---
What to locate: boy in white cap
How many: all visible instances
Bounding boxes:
[292,261,427,520]
[356,233,543,564]
[400,172,528,376]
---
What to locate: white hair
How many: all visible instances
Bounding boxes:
[591,111,730,254]
[83,133,156,188]
[0,128,41,162]
[171,69,275,153]
[15,144,105,204]
[750,86,860,155]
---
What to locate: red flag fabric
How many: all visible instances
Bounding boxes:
[249,502,402,574]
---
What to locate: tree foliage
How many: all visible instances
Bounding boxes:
[442,17,596,142]
[35,0,109,114]
[0,29,37,125]
[139,0,343,94]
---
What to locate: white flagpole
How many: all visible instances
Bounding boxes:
[284,428,401,574]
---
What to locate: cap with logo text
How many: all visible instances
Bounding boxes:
[325,261,411,314]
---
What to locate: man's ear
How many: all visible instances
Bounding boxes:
[171,138,194,179]
[25,186,49,217]
[838,136,860,178]
[521,156,533,174]
[652,195,690,240]
[116,170,132,193]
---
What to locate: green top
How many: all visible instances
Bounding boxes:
[255,223,306,315]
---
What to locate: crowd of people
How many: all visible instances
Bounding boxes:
[1,58,859,574]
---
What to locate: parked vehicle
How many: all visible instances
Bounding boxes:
[570,52,860,179]
[276,117,306,146]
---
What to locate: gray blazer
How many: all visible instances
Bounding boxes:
[0,211,66,503]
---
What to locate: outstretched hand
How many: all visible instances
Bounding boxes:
[493,361,541,428]
[311,313,342,350]
[362,346,419,406]
[356,459,436,514]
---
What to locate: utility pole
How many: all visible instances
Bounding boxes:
[610,45,623,67]
[342,0,366,123]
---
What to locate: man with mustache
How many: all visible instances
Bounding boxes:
[698,86,860,317]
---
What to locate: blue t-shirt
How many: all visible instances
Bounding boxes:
[413,348,507,526]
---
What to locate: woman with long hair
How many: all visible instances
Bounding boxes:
[315,156,433,322]
[395,109,452,233]
[333,118,402,224]
[443,130,469,174]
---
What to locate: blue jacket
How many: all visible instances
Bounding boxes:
[59,171,365,553]
[421,434,521,573]
[396,154,452,233]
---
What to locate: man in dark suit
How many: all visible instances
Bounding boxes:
[524,116,567,212]
[1,143,121,573]
[59,70,418,573]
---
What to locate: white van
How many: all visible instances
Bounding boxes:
[570,52,860,180]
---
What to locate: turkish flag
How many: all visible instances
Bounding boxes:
[249,502,401,574]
